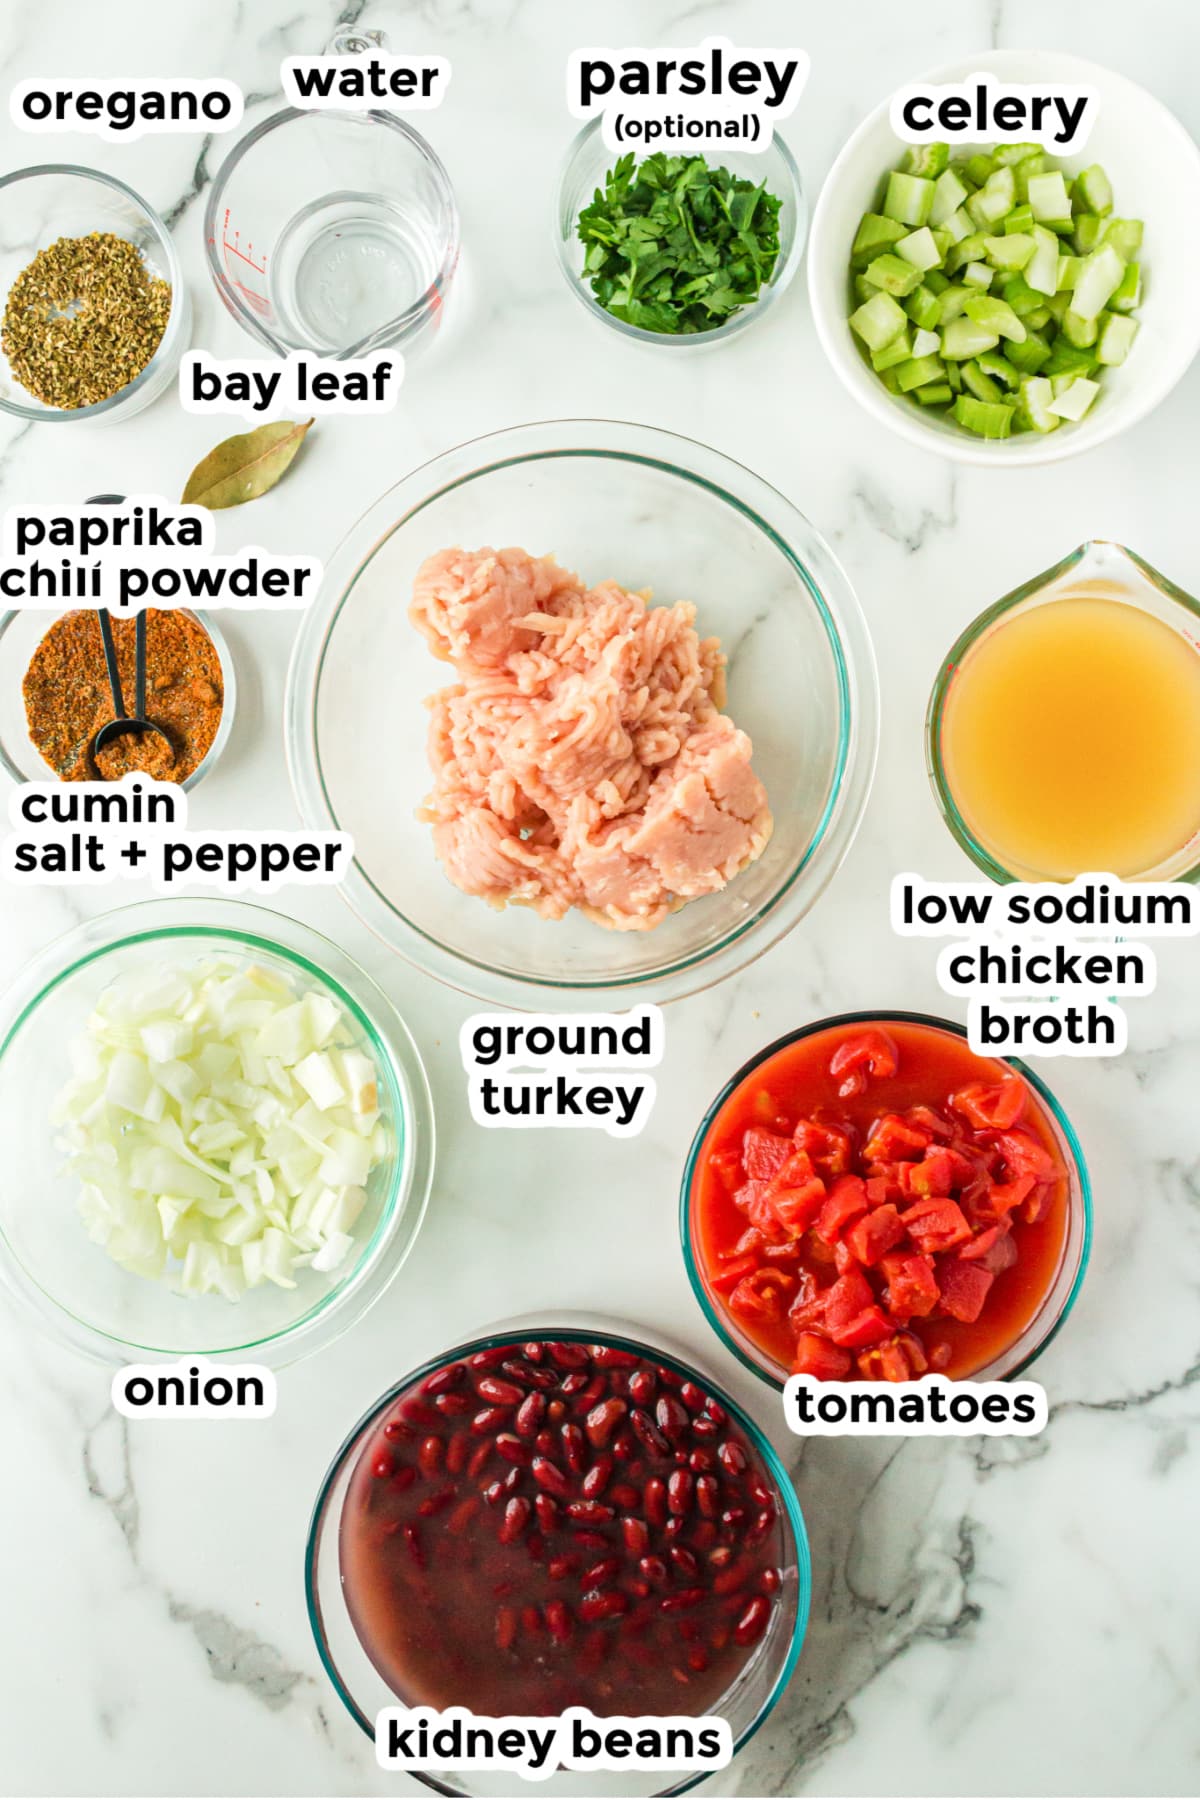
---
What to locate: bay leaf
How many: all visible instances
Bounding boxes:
[182,418,314,509]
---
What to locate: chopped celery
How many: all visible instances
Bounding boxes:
[1109,263,1142,313]
[1072,243,1126,320]
[883,171,935,227]
[864,252,924,296]
[872,332,913,372]
[904,284,942,331]
[940,316,1001,359]
[903,142,950,178]
[930,168,970,225]
[1097,312,1139,365]
[895,226,943,271]
[894,353,946,392]
[847,139,1143,437]
[1015,376,1060,432]
[1025,225,1060,296]
[963,293,1027,342]
[1076,165,1113,216]
[983,233,1035,271]
[852,213,906,266]
[849,290,909,351]
[962,360,1003,403]
[1027,171,1071,223]
[953,394,1014,437]
[1047,376,1100,420]
[1061,309,1099,349]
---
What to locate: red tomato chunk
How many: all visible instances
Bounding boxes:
[696,1021,1072,1382]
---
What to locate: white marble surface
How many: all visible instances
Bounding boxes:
[1,2,1198,1795]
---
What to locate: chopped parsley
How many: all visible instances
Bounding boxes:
[576,152,783,335]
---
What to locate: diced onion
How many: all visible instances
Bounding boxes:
[53,956,388,1300]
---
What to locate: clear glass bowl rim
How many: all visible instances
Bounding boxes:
[679,1008,1093,1390]
[284,417,880,1009]
[0,605,237,792]
[0,163,187,423]
[0,897,435,1362]
[925,538,1200,884]
[304,1321,812,1797]
[554,118,807,347]
[202,107,460,357]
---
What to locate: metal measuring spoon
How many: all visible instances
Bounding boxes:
[84,493,177,780]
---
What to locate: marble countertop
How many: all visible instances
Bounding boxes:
[2,1,1198,1795]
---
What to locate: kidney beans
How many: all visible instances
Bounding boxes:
[346,1336,787,1726]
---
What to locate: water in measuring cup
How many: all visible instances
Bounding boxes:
[269,191,439,352]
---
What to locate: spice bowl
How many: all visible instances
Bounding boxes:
[0,607,236,792]
[306,1320,810,1797]
[0,165,190,423]
[0,898,435,1365]
[555,119,807,349]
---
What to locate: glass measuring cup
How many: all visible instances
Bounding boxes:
[927,540,1200,883]
[204,106,458,359]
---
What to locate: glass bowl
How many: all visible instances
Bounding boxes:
[556,120,806,349]
[204,109,459,359]
[0,165,189,424]
[927,539,1200,882]
[0,898,434,1364]
[306,1319,811,1798]
[681,1011,1092,1389]
[285,420,878,1009]
[0,607,236,792]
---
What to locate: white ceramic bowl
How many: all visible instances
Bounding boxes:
[808,49,1200,466]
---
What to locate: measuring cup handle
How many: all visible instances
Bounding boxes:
[96,611,128,723]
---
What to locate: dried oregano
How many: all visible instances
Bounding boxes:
[2,231,172,408]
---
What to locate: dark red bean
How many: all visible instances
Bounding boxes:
[483,1479,505,1507]
[566,1500,614,1525]
[495,1605,517,1650]
[383,1419,414,1443]
[434,1392,471,1417]
[468,1442,492,1480]
[692,1416,719,1438]
[470,1347,510,1369]
[371,1453,393,1479]
[747,1471,773,1507]
[392,1465,417,1493]
[718,1440,748,1477]
[610,1482,640,1510]
[611,1429,637,1465]
[734,1595,770,1646]
[709,1545,734,1568]
[590,1346,639,1368]
[402,1523,424,1567]
[579,1588,629,1622]
[695,1475,721,1518]
[573,1375,606,1412]
[534,1494,559,1533]
[639,1555,668,1587]
[679,1381,706,1412]
[721,1506,748,1537]
[585,1397,627,1448]
[500,1496,532,1543]
[668,1469,694,1516]
[630,1408,670,1457]
[532,1457,571,1500]
[705,1398,728,1426]
[535,1428,555,1457]
[692,1520,717,1549]
[582,1557,620,1588]
[418,1487,453,1517]
[477,1375,524,1407]
[762,1568,781,1594]
[515,1392,546,1437]
[660,1587,706,1612]
[748,1508,775,1544]
[446,1495,480,1535]
[573,1528,609,1550]
[560,1424,586,1474]
[655,1395,689,1440]
[714,1557,751,1595]
[423,1362,466,1396]
[669,1545,700,1580]
[417,1437,442,1478]
[472,1406,509,1435]
[621,1515,650,1556]
[494,1433,532,1466]
[548,1342,590,1369]
[521,1603,542,1635]
[560,1373,588,1398]
[582,1456,612,1500]
[628,1368,656,1406]
[399,1397,437,1428]
[644,1477,668,1527]
[545,1600,573,1643]
[523,1342,544,1363]
[546,1400,566,1423]
[689,1447,717,1473]
[547,1553,579,1580]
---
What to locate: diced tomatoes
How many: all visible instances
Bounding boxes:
[791,1119,854,1176]
[728,1268,795,1324]
[899,1196,973,1255]
[844,1203,906,1266]
[994,1128,1057,1185]
[768,1177,827,1236]
[816,1174,869,1244]
[708,1252,760,1293]
[828,1028,899,1099]
[791,1332,852,1380]
[936,1257,995,1324]
[742,1127,793,1180]
[864,1114,931,1163]
[949,1075,1027,1132]
[879,1249,939,1321]
[856,1335,914,1381]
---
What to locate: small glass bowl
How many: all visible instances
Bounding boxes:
[0,165,190,424]
[306,1319,810,1798]
[0,607,236,792]
[927,539,1200,883]
[680,1011,1092,1390]
[556,119,806,349]
[0,898,435,1365]
[285,419,878,1010]
[204,109,459,359]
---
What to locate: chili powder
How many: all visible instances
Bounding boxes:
[22,609,224,783]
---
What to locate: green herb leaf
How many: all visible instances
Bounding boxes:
[576,153,783,335]
[181,418,314,510]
